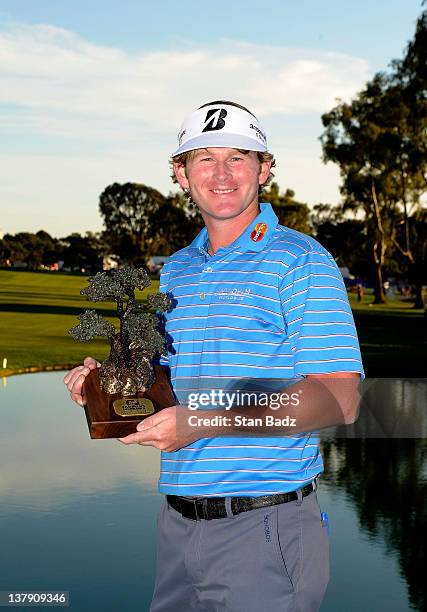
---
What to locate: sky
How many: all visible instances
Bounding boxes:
[0,0,423,237]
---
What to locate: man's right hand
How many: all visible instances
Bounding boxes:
[63,356,100,406]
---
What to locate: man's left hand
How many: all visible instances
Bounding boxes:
[117,405,195,452]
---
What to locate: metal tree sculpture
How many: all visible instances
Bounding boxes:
[69,266,171,395]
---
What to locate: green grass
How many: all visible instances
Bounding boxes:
[348,291,425,376]
[0,270,159,374]
[0,270,425,376]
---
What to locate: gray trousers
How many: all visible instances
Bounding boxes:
[149,489,329,612]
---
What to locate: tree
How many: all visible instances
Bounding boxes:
[1,232,45,269]
[392,7,427,308]
[321,7,426,304]
[99,182,205,262]
[60,232,106,271]
[99,183,166,264]
[321,62,426,303]
[312,204,371,277]
[0,231,62,269]
[0,234,26,266]
[393,208,427,308]
[36,230,58,267]
[262,182,312,234]
[150,192,203,255]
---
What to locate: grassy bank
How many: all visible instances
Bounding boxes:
[0,270,425,377]
[348,292,425,376]
[0,270,158,375]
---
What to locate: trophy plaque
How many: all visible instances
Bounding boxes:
[69,266,175,439]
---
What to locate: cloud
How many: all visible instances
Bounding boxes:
[0,22,371,234]
[0,23,370,135]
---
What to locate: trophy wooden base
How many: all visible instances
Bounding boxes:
[82,365,176,439]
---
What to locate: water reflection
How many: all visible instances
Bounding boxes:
[327,378,427,439]
[0,372,162,612]
[0,373,425,611]
[0,372,160,513]
[320,438,427,611]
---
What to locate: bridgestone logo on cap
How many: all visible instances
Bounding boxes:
[171,102,268,157]
[202,109,227,132]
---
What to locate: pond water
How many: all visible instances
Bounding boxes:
[0,372,425,612]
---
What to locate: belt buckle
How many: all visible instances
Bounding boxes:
[182,497,203,521]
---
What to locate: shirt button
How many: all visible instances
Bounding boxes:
[200,292,206,300]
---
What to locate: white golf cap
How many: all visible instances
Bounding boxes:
[172,100,268,157]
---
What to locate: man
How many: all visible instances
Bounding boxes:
[65,100,363,611]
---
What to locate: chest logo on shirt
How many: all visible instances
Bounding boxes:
[214,287,252,302]
[250,223,268,242]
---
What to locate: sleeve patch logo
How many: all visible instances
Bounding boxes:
[250,223,268,242]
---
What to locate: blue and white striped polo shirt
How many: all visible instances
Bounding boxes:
[158,203,363,496]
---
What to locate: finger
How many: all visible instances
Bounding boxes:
[136,417,156,431]
[63,365,85,385]
[135,439,157,447]
[137,437,172,450]
[71,391,84,406]
[67,367,93,392]
[65,365,92,388]
[136,410,174,431]
[119,431,179,451]
[117,432,142,444]
[163,445,179,452]
[66,370,84,393]
[69,373,87,397]
[83,357,100,369]
[118,426,162,444]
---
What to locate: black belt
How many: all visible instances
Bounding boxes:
[166,482,315,521]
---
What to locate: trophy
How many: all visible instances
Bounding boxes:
[69,266,175,439]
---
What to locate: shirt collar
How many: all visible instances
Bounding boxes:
[187,203,278,254]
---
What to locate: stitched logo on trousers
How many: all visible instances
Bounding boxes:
[264,515,271,543]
